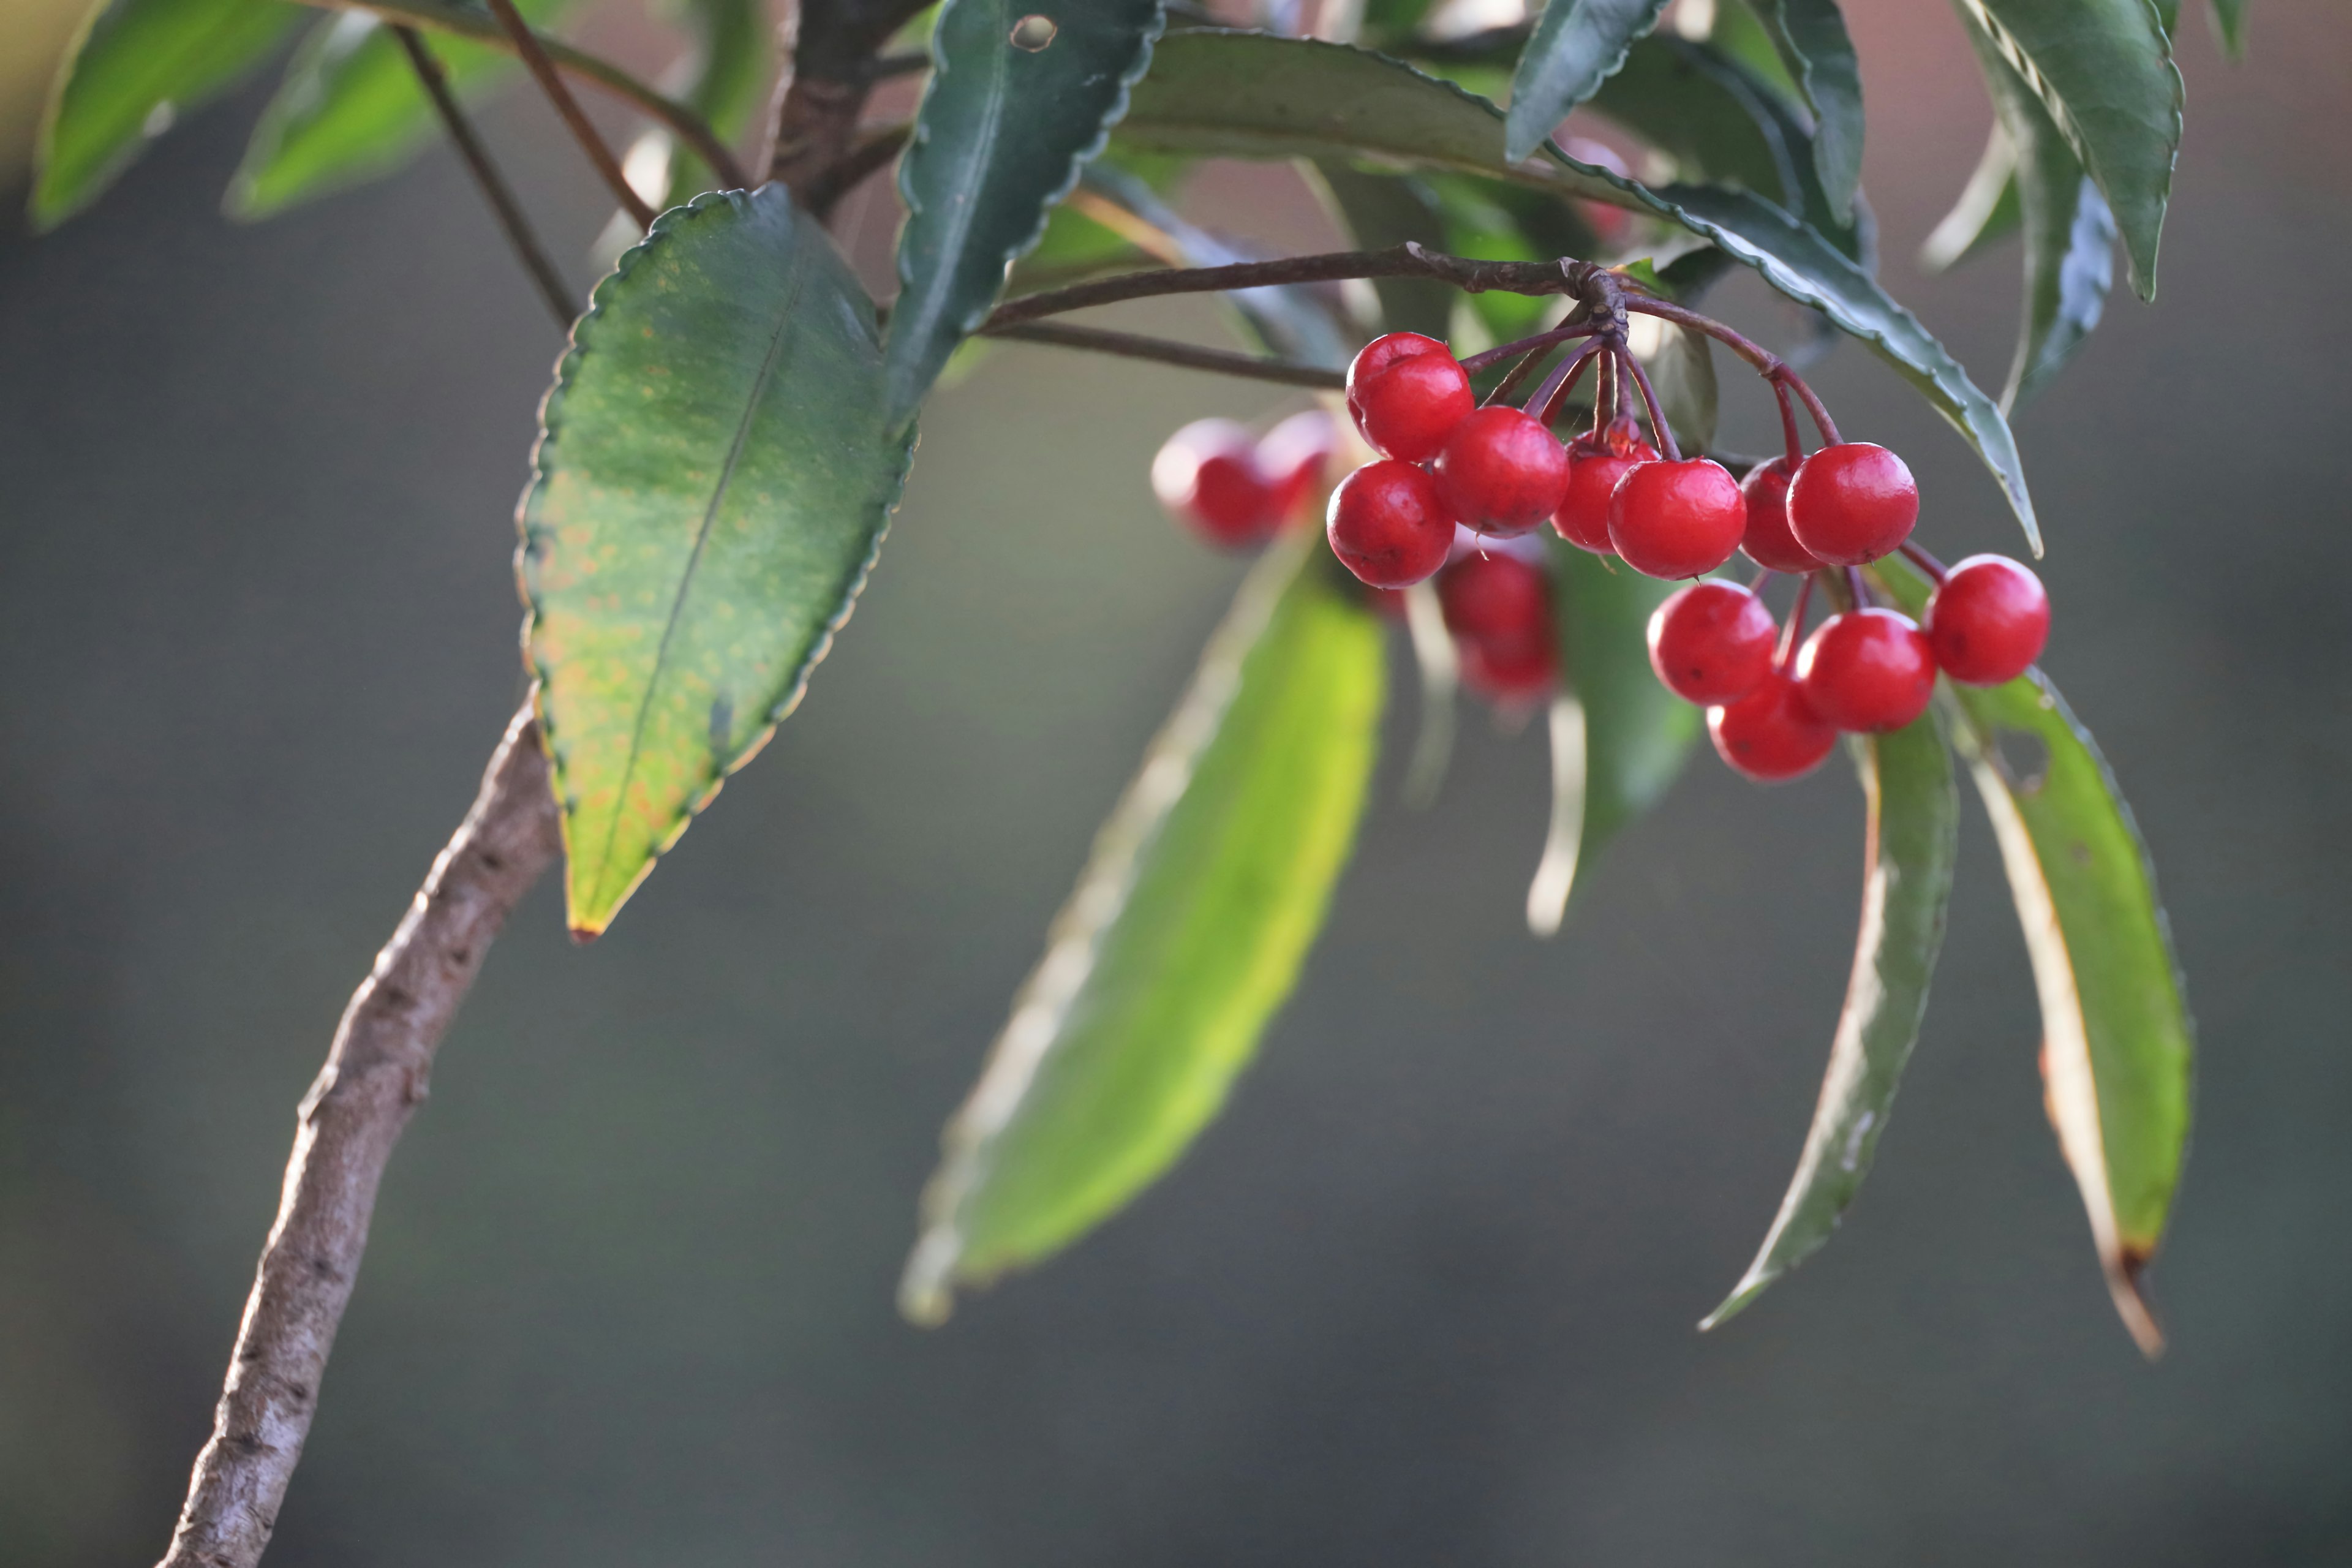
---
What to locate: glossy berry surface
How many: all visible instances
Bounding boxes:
[1609,458,1747,579]
[1738,456,1822,573]
[1551,420,1655,553]
[1150,419,1280,548]
[1787,442,1918,565]
[1708,669,1836,782]
[1647,580,1776,704]
[1925,554,2049,685]
[1433,407,1570,536]
[1326,459,1455,589]
[1346,332,1472,462]
[1796,608,1936,732]
[1256,409,1340,522]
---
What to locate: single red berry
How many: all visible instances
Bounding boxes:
[1346,332,1472,461]
[1326,459,1456,589]
[1646,579,1776,704]
[1552,418,1656,553]
[1257,408,1340,523]
[1150,418,1280,548]
[1609,458,1747,579]
[1438,551,1553,647]
[1433,407,1570,537]
[1458,628,1558,705]
[1925,554,2049,685]
[1787,443,1919,565]
[1796,608,1936,732]
[1708,669,1837,782]
[1738,456,1823,573]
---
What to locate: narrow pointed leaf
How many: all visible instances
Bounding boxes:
[230,0,572,220]
[32,0,301,230]
[519,187,911,936]
[1955,0,2182,298]
[1116,31,2038,553]
[902,537,1385,1322]
[884,0,1166,428]
[1504,0,1672,164]
[1746,0,1864,223]
[1920,121,2021,273]
[1703,712,1958,1329]
[2207,0,2245,59]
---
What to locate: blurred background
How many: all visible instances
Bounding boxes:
[3,2,2349,1563]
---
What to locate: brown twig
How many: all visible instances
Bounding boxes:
[393,26,575,331]
[981,321,1346,388]
[154,706,562,1568]
[766,0,935,205]
[799,121,913,220]
[484,0,654,228]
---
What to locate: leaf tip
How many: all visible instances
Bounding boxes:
[899,1227,962,1327]
[2108,1246,2166,1359]
[1696,1272,1769,1333]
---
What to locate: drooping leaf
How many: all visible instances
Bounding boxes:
[1503,0,1673,164]
[1313,162,1456,341]
[1115,32,2038,552]
[900,535,1385,1321]
[1955,0,2182,299]
[1702,710,1958,1328]
[1920,121,2022,273]
[884,0,1166,428]
[1744,0,1863,224]
[32,0,301,230]
[1878,561,2192,1355]
[230,0,573,220]
[519,186,911,936]
[1640,317,1718,452]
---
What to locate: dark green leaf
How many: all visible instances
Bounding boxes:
[1313,163,1455,340]
[1746,0,1864,223]
[1117,32,2038,551]
[884,0,1166,428]
[1702,710,1958,1328]
[1956,0,2182,298]
[1504,0,1672,164]
[2207,0,2245,59]
[900,537,1386,1321]
[1013,149,1189,288]
[230,0,573,220]
[32,0,302,230]
[1593,36,1801,214]
[1358,0,1445,51]
[1919,121,2022,273]
[519,187,911,936]
[1698,0,1802,96]
[1879,560,2191,1355]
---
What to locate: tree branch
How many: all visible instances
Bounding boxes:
[156,704,562,1568]
[766,0,935,209]
[979,321,1346,388]
[484,0,655,228]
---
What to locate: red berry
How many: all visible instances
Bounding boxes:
[1459,632,1557,705]
[1925,555,2049,685]
[1433,407,1570,537]
[1326,459,1455,589]
[1738,456,1823,573]
[1796,608,1936,732]
[1438,551,1552,647]
[1346,332,1472,461]
[1551,419,1656,554]
[1608,458,1747,579]
[1646,580,1776,704]
[1708,669,1836,782]
[1787,443,1918,565]
[1150,418,1280,548]
[1258,409,1339,522]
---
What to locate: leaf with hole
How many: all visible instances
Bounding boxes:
[32,0,303,230]
[1503,0,1673,164]
[1746,0,1864,224]
[900,535,1385,1322]
[519,187,911,937]
[884,0,1167,428]
[1703,709,1957,1329]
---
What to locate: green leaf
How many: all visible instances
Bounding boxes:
[1919,121,2022,273]
[2207,0,2245,58]
[1642,317,1718,451]
[1745,0,1864,224]
[884,0,1166,428]
[519,186,912,936]
[230,0,573,219]
[32,0,303,230]
[1697,0,1802,96]
[1952,6,2116,411]
[1117,32,2039,552]
[1592,36,1803,217]
[1311,162,1455,340]
[1878,561,2191,1355]
[1702,710,1958,1329]
[1504,0,1672,164]
[901,535,1386,1322]
[1014,149,1189,288]
[654,0,769,206]
[1955,0,2182,299]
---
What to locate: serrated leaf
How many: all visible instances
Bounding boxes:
[1746,0,1863,224]
[901,535,1385,1322]
[519,187,910,936]
[1116,32,2038,552]
[231,0,573,219]
[32,0,303,230]
[1878,561,2191,1355]
[1920,121,2022,273]
[1503,0,1672,164]
[1012,149,1189,288]
[1956,0,2182,299]
[1695,0,1801,97]
[1703,710,1958,1329]
[884,0,1166,428]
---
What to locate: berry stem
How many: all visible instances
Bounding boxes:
[1459,318,1599,375]
[979,321,1344,388]
[1525,338,1607,428]
[1897,540,1949,582]
[1776,575,1813,669]
[1615,344,1683,463]
[1484,342,1561,407]
[1845,565,1871,610]
[1773,381,1805,466]
[1621,296,1841,444]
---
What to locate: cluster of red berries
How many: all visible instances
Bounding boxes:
[1149,409,1336,549]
